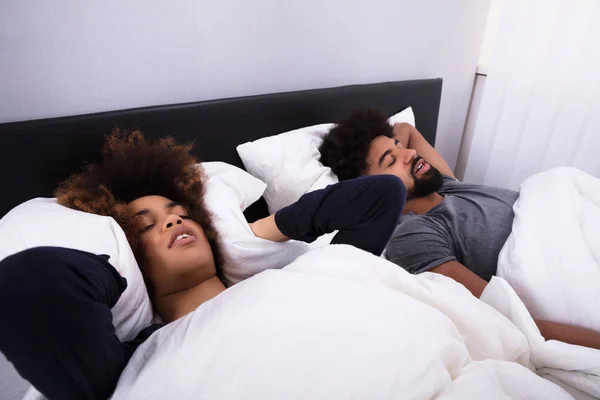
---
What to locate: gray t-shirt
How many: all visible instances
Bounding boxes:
[384,176,519,281]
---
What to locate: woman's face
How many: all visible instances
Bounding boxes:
[127,195,216,296]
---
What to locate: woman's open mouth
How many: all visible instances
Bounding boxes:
[171,233,197,248]
[169,228,198,248]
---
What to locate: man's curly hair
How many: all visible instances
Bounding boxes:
[55,129,223,274]
[319,109,394,181]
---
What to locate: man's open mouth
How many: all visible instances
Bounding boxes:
[413,157,430,177]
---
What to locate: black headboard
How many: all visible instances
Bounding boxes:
[0,78,442,220]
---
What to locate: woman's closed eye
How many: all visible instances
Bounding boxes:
[140,215,190,234]
[138,211,192,234]
[141,223,155,233]
[388,156,396,167]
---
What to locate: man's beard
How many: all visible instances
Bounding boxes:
[407,156,444,200]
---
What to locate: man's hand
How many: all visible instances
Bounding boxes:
[392,123,456,179]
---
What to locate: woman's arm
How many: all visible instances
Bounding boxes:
[250,175,406,256]
[0,247,152,399]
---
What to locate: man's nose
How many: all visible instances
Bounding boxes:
[400,148,417,164]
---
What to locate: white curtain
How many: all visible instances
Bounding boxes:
[463,0,600,190]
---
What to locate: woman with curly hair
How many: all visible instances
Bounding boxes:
[0,130,406,399]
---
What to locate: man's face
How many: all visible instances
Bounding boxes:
[365,136,443,200]
[127,195,216,296]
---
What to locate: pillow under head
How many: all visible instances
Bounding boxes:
[237,108,415,214]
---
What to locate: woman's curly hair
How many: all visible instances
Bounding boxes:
[319,109,394,181]
[55,129,223,274]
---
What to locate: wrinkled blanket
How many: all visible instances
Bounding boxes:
[112,245,580,399]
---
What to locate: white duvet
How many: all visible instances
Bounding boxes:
[497,167,600,397]
[112,245,590,400]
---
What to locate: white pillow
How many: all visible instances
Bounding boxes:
[201,161,264,210]
[237,108,415,214]
[237,123,336,214]
[0,199,153,342]
[388,107,416,126]
[201,162,309,286]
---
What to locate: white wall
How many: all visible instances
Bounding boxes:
[0,0,490,170]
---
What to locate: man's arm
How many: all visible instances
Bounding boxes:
[393,123,456,179]
[430,261,487,297]
[536,320,600,350]
[430,260,600,350]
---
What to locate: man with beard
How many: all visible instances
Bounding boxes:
[318,109,521,298]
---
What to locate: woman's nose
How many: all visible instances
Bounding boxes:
[164,214,182,230]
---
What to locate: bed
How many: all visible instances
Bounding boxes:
[1,79,598,400]
[0,79,441,399]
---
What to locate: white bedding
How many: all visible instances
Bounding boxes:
[22,167,600,400]
[497,167,600,397]
[112,245,584,399]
